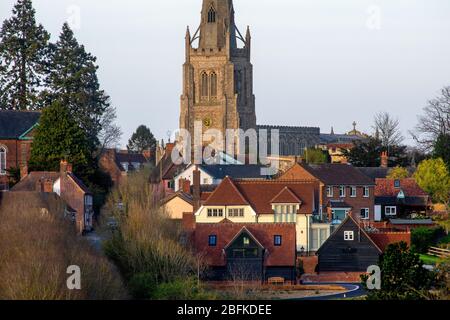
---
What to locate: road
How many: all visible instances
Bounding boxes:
[292,283,366,300]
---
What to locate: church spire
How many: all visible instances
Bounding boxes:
[199,0,237,49]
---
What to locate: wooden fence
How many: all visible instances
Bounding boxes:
[428,246,450,258]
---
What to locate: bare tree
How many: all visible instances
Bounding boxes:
[373,112,404,148]
[98,104,123,151]
[411,86,450,151]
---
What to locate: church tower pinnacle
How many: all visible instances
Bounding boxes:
[180,0,257,153]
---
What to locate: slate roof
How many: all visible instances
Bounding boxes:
[0,110,40,139]
[149,153,186,183]
[356,167,390,181]
[200,164,270,180]
[115,152,147,164]
[194,223,297,267]
[203,177,317,214]
[302,163,375,186]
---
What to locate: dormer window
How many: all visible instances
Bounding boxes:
[208,7,216,23]
[394,180,401,188]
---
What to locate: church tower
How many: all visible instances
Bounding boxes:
[180,0,256,152]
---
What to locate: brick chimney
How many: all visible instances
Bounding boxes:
[35,178,53,193]
[20,165,28,180]
[381,151,389,168]
[43,179,53,193]
[182,179,191,194]
[60,160,73,175]
[193,166,201,211]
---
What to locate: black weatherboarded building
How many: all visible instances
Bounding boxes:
[316,215,382,272]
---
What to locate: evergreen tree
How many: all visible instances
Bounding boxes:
[362,242,433,300]
[342,137,408,167]
[127,125,156,154]
[29,100,92,177]
[434,133,450,170]
[414,158,450,205]
[0,0,50,110]
[45,23,109,149]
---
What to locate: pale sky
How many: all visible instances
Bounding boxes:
[1,0,450,147]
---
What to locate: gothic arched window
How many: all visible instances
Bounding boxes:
[208,7,216,23]
[210,72,217,98]
[201,72,209,98]
[0,146,6,175]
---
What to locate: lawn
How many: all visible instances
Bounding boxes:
[420,254,441,265]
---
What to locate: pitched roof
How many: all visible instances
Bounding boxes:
[356,167,390,181]
[204,178,317,214]
[375,178,429,197]
[270,187,302,204]
[317,215,382,254]
[194,223,296,267]
[203,177,249,206]
[11,172,61,191]
[160,191,194,206]
[11,171,91,194]
[368,232,411,252]
[304,163,375,185]
[200,164,270,180]
[0,110,40,139]
[115,152,147,164]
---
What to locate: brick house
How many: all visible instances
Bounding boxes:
[278,163,376,223]
[0,111,41,191]
[375,178,432,220]
[194,222,297,282]
[11,161,93,234]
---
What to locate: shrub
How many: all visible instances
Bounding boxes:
[411,227,444,253]
[128,273,158,300]
[0,193,127,300]
[152,278,216,300]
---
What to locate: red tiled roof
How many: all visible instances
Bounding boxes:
[235,180,316,214]
[204,178,317,214]
[194,223,296,267]
[270,187,302,204]
[368,232,411,252]
[203,177,249,206]
[375,178,428,197]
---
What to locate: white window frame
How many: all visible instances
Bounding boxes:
[344,231,354,241]
[0,146,6,175]
[350,186,357,198]
[339,186,346,198]
[363,187,370,198]
[360,208,369,220]
[385,206,397,216]
[326,186,333,198]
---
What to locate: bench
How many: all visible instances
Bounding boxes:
[268,277,285,285]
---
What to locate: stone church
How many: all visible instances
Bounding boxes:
[179,0,362,156]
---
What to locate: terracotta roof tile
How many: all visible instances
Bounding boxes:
[375,178,428,197]
[194,223,296,267]
[270,187,302,204]
[368,232,411,252]
[203,177,249,206]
